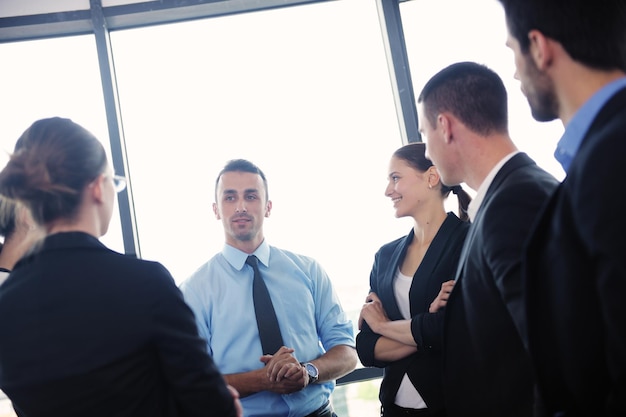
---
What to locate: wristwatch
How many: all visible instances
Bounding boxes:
[302,362,319,384]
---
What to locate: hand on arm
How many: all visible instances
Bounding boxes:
[359,292,418,362]
[358,292,383,330]
[360,292,416,346]
[429,280,455,313]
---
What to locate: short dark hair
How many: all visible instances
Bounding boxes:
[0,117,108,225]
[214,159,269,202]
[417,61,508,136]
[498,0,626,71]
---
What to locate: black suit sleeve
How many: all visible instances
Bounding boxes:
[577,134,626,403]
[356,252,389,368]
[411,310,445,350]
[148,263,238,417]
[482,175,556,343]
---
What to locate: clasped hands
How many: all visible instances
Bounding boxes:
[260,346,309,394]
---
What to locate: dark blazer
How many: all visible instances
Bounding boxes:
[0,232,237,417]
[524,87,626,417]
[443,153,559,417]
[357,213,469,412]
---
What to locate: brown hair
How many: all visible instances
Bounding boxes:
[0,196,19,238]
[0,117,108,225]
[393,142,471,221]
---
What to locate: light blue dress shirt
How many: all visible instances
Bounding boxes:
[555,77,626,172]
[180,239,355,417]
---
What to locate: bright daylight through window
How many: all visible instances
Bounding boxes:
[0,0,564,416]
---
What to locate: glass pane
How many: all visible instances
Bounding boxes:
[333,379,382,417]
[0,35,125,251]
[401,0,566,181]
[110,0,409,301]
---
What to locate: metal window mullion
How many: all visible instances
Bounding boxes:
[90,0,141,257]
[376,0,421,144]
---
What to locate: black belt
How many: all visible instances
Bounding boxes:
[381,404,444,417]
[304,400,335,417]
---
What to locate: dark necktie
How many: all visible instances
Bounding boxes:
[246,255,284,355]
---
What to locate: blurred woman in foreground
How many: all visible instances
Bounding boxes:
[0,117,241,417]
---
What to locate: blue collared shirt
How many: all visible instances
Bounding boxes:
[555,77,626,172]
[180,240,355,417]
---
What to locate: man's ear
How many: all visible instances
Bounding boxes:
[213,202,221,220]
[438,113,454,144]
[528,29,553,70]
[265,200,272,218]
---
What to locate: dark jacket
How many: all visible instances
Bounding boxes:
[524,87,626,417]
[0,232,237,417]
[357,213,469,412]
[443,153,559,417]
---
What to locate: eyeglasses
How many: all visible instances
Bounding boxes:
[111,175,127,193]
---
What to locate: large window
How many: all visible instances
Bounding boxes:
[0,1,570,415]
[400,0,565,181]
[0,35,125,251]
[110,0,409,288]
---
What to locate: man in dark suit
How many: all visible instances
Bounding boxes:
[416,62,559,417]
[497,1,626,415]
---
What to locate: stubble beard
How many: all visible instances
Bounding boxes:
[525,54,559,122]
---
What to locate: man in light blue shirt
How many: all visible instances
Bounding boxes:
[181,159,357,417]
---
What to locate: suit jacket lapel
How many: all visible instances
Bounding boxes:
[380,230,412,320]
[454,153,536,282]
[409,214,457,315]
[454,225,476,282]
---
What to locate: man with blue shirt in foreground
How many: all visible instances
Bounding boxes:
[181,159,357,417]
[498,0,626,415]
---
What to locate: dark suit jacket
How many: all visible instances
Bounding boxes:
[357,213,469,412]
[443,153,558,417]
[524,87,626,417]
[0,232,237,417]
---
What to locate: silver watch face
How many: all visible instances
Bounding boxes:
[305,362,318,379]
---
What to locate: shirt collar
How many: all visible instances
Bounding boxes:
[222,239,270,270]
[555,76,626,172]
[467,151,519,222]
